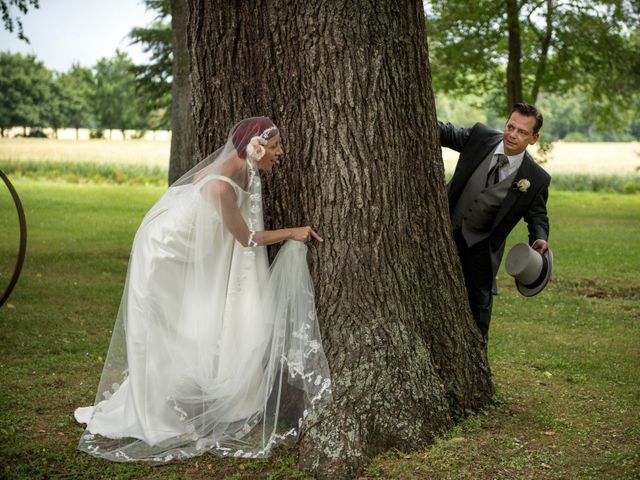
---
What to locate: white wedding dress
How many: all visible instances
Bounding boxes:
[75,120,331,463]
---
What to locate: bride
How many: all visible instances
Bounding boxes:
[74,117,332,462]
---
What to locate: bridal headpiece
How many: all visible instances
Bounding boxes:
[246,136,267,161]
[232,118,279,161]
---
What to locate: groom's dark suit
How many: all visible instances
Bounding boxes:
[440,121,551,337]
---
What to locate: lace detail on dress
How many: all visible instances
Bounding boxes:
[75,135,331,463]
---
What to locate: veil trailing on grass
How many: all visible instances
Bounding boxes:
[74,117,331,462]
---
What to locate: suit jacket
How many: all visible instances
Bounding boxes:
[439,121,551,276]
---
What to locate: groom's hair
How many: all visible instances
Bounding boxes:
[510,103,543,134]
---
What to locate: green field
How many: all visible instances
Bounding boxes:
[2,137,639,193]
[1,179,639,479]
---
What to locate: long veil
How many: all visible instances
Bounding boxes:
[75,118,332,462]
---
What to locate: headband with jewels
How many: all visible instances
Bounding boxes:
[260,126,278,140]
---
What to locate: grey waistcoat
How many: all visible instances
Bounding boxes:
[451,153,518,247]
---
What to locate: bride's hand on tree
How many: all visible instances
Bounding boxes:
[289,226,323,243]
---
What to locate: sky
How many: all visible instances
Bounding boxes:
[0,0,159,72]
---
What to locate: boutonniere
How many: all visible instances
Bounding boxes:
[512,178,531,193]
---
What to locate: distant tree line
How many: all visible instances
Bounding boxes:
[0,50,169,139]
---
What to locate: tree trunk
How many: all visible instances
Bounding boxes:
[530,0,554,103]
[168,0,196,183]
[186,1,493,478]
[75,127,79,141]
[506,0,523,111]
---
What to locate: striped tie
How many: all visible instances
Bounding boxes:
[486,155,508,187]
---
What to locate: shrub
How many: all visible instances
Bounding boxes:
[623,180,640,194]
[550,173,640,193]
[0,160,167,187]
[563,132,590,142]
[26,129,48,138]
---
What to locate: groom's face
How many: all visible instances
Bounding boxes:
[503,112,539,156]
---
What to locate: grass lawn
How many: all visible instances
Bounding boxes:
[1,180,639,479]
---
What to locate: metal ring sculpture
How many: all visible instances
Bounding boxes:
[0,169,27,308]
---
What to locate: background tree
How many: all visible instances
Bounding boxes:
[0,0,38,42]
[57,64,95,140]
[427,0,640,120]
[130,0,196,183]
[43,72,68,138]
[167,0,195,183]
[129,0,172,130]
[93,51,146,139]
[0,52,50,136]
[186,1,493,478]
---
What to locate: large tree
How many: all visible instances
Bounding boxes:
[58,64,95,140]
[427,0,639,118]
[168,0,195,183]
[93,51,145,139]
[0,51,50,136]
[186,1,493,478]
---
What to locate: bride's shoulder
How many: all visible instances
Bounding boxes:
[205,174,239,187]
[200,174,245,200]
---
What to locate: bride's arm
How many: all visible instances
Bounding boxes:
[205,181,322,247]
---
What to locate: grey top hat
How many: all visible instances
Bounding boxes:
[505,243,553,297]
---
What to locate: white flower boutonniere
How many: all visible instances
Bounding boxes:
[246,136,267,161]
[513,178,531,193]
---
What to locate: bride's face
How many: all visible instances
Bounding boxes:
[255,134,283,171]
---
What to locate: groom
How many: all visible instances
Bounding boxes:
[439,103,550,339]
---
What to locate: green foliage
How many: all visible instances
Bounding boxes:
[128,0,172,130]
[0,48,163,135]
[0,52,52,132]
[56,64,95,134]
[93,50,146,135]
[551,173,640,194]
[0,0,38,43]
[427,0,640,127]
[435,93,488,128]
[88,129,104,139]
[24,128,45,138]
[0,159,167,186]
[0,33,164,135]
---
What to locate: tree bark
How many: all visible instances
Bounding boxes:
[186,1,493,478]
[506,0,523,110]
[168,0,196,183]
